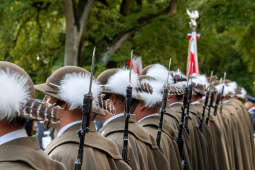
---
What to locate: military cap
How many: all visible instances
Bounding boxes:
[35,66,104,115]
[171,70,187,83]
[190,73,209,96]
[138,75,184,107]
[97,68,142,100]
[247,95,255,103]
[0,61,35,121]
[141,64,174,84]
[137,75,163,107]
[215,81,237,97]
[235,86,247,99]
[207,75,217,85]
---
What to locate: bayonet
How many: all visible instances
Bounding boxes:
[74,47,96,170]
[88,47,96,95]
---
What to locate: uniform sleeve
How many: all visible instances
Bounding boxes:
[48,143,77,170]
[0,162,34,170]
[113,159,132,170]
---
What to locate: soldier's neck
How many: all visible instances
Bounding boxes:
[192,96,201,102]
[0,120,23,137]
[58,109,82,131]
[167,97,182,105]
[136,107,160,121]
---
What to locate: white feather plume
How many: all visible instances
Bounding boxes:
[191,74,208,87]
[215,84,227,96]
[104,69,139,97]
[236,87,247,99]
[172,69,187,79]
[175,81,187,88]
[58,72,101,110]
[0,69,31,121]
[139,79,163,107]
[227,82,238,97]
[215,82,237,97]
[145,64,174,84]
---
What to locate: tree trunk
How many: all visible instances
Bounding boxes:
[63,0,95,66]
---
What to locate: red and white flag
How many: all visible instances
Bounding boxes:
[128,57,142,75]
[187,33,200,76]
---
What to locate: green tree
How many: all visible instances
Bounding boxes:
[0,0,254,95]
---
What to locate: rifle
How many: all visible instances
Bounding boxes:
[176,73,189,168]
[184,76,192,134]
[177,84,188,168]
[199,71,213,129]
[205,91,215,125]
[213,78,222,116]
[74,47,96,170]
[156,58,171,149]
[122,50,133,164]
[199,88,209,131]
[219,72,226,114]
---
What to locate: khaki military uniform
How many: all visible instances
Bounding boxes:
[190,101,230,170]
[224,99,255,170]
[45,122,131,170]
[0,137,66,170]
[138,114,182,170]
[99,114,171,170]
[164,103,192,170]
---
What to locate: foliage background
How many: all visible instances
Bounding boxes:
[0,0,254,95]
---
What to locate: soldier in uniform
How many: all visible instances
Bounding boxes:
[96,68,171,170]
[140,64,193,169]
[134,75,182,170]
[35,66,131,170]
[246,95,255,130]
[0,61,66,170]
[230,83,255,170]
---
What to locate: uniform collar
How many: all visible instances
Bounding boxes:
[103,113,124,127]
[0,128,27,146]
[223,100,230,104]
[191,100,200,105]
[169,102,183,107]
[57,120,82,137]
[137,113,160,123]
[249,107,255,113]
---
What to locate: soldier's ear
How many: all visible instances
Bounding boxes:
[63,103,69,111]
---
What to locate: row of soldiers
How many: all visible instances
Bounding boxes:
[0,61,254,170]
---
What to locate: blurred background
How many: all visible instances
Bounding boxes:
[0,0,254,96]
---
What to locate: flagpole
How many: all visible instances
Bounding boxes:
[187,10,200,75]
